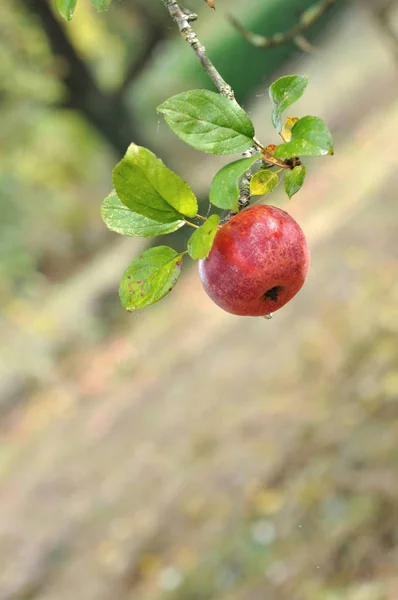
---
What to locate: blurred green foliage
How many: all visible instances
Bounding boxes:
[0,1,112,302]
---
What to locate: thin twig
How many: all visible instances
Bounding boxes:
[184,220,200,229]
[162,0,263,214]
[294,35,317,54]
[162,0,235,99]
[229,0,335,50]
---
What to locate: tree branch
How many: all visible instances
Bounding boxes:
[161,0,235,99]
[229,0,336,50]
[162,0,262,215]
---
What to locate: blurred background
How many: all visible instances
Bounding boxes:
[1,0,398,598]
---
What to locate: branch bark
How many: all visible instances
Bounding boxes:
[161,0,235,100]
[161,0,260,214]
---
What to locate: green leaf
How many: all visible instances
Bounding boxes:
[119,246,183,311]
[91,0,112,12]
[274,116,333,158]
[209,156,259,212]
[101,191,185,237]
[56,0,77,20]
[187,215,220,260]
[113,144,198,224]
[250,170,279,196]
[158,90,255,155]
[284,165,306,199]
[269,75,308,133]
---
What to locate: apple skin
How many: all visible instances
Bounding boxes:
[198,204,310,317]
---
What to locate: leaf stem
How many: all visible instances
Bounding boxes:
[258,140,290,169]
[184,220,200,229]
[195,214,208,221]
[262,150,290,170]
[256,138,289,169]
[253,137,264,150]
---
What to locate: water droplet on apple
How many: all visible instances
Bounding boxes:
[262,313,273,320]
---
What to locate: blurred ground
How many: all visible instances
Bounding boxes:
[1,2,398,600]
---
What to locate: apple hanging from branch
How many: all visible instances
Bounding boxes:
[198,205,310,317]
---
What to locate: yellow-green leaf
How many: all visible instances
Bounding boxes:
[250,170,279,196]
[281,117,299,142]
[113,144,198,223]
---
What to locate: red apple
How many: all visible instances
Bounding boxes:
[198,204,310,316]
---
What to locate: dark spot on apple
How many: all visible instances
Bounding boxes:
[263,286,282,303]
